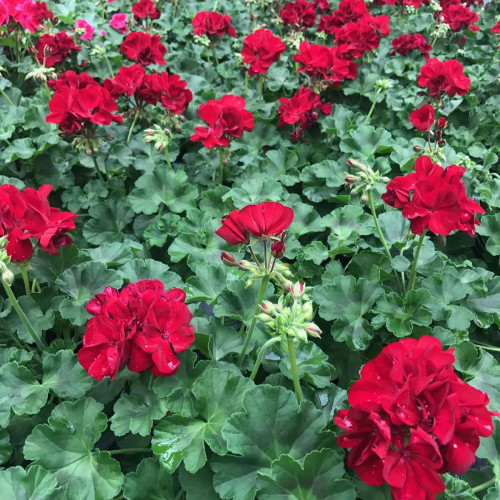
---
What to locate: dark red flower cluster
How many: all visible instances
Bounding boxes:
[216,201,294,247]
[409,104,446,132]
[280,0,317,30]
[78,280,195,380]
[492,21,500,34]
[318,0,367,36]
[376,0,422,6]
[191,94,254,148]
[241,29,286,76]
[334,13,391,59]
[104,64,192,115]
[132,0,160,21]
[191,11,237,39]
[46,71,123,134]
[293,41,357,87]
[120,31,167,66]
[441,2,479,32]
[335,336,498,500]
[418,58,470,98]
[0,183,76,262]
[382,156,484,236]
[31,32,80,67]
[0,0,54,33]
[390,33,431,58]
[278,87,332,141]
[313,0,330,12]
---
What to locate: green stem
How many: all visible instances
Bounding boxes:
[31,278,40,294]
[127,112,139,143]
[0,87,14,106]
[237,275,270,367]
[473,342,500,353]
[367,190,403,293]
[244,72,248,96]
[363,87,382,126]
[258,76,263,101]
[91,153,105,182]
[219,148,224,184]
[165,146,172,170]
[104,55,115,78]
[2,279,46,350]
[471,478,496,494]
[408,230,427,291]
[287,336,303,403]
[20,266,31,296]
[43,82,52,100]
[211,46,220,73]
[249,337,282,381]
[107,448,151,456]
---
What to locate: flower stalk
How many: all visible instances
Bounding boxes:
[249,336,281,381]
[287,336,303,403]
[408,229,427,291]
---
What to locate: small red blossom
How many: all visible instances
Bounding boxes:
[409,104,435,131]
[442,3,479,33]
[216,202,294,245]
[390,33,431,58]
[192,11,237,39]
[0,183,76,262]
[241,29,286,76]
[78,280,195,380]
[492,21,500,34]
[132,0,160,20]
[418,58,470,98]
[280,0,317,29]
[32,32,81,67]
[191,94,254,148]
[3,0,54,33]
[277,86,332,140]
[382,156,485,236]
[318,0,368,36]
[110,13,128,33]
[336,336,497,500]
[75,19,94,41]
[120,31,167,66]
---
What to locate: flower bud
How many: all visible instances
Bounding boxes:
[304,323,322,338]
[221,252,239,267]
[0,236,7,250]
[288,281,305,299]
[435,117,447,130]
[437,140,446,147]
[271,233,285,258]
[0,265,14,285]
[413,145,422,152]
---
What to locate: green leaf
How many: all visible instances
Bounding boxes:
[314,276,384,350]
[57,262,123,326]
[0,466,59,499]
[42,350,93,399]
[0,429,11,464]
[118,259,183,288]
[340,126,394,161]
[123,458,174,500]
[223,177,285,209]
[377,212,411,246]
[213,385,327,500]
[86,241,141,267]
[129,168,198,215]
[373,289,433,337]
[179,464,219,500]
[153,350,210,418]
[111,374,167,437]
[264,149,301,186]
[280,342,335,389]
[24,397,124,499]
[0,362,48,428]
[257,449,356,500]
[196,318,244,362]
[477,213,500,256]
[187,264,228,303]
[29,245,79,284]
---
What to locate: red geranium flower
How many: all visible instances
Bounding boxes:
[313,0,330,12]
[492,21,500,34]
[216,202,294,245]
[120,31,167,66]
[192,11,237,38]
[4,0,54,33]
[241,29,286,76]
[110,13,128,34]
[191,94,254,148]
[390,33,431,58]
[278,86,332,140]
[417,58,470,98]
[153,72,193,115]
[442,3,479,32]
[132,0,160,20]
[280,0,317,29]
[409,104,435,131]
[32,32,81,67]
[318,0,368,36]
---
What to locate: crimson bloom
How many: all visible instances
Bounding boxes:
[442,3,479,32]
[2,0,54,32]
[390,33,431,58]
[78,280,195,380]
[120,31,167,66]
[32,32,81,67]
[191,94,254,148]
[75,19,94,41]
[192,11,237,38]
[132,0,160,20]
[492,21,500,34]
[110,13,128,33]
[382,156,484,236]
[280,0,317,29]
[418,58,470,98]
[318,0,368,36]
[409,104,435,131]
[241,29,286,76]
[336,336,497,500]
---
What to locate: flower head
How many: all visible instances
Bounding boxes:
[418,58,470,98]
[120,31,167,66]
[192,11,237,39]
[241,29,286,76]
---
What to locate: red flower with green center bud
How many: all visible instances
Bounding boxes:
[409,104,435,131]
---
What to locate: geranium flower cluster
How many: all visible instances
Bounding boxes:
[382,156,484,236]
[78,280,195,380]
[318,0,368,35]
[0,0,54,33]
[104,64,192,116]
[31,32,81,67]
[241,29,286,76]
[192,11,237,39]
[191,94,254,148]
[418,58,470,98]
[440,1,479,33]
[132,0,160,22]
[280,0,317,30]
[409,104,446,132]
[335,336,498,500]
[74,19,94,41]
[46,71,123,134]
[0,184,76,262]
[390,33,431,59]
[120,31,167,66]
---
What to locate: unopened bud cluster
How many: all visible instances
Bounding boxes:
[0,238,14,285]
[257,282,321,342]
[144,125,172,151]
[345,159,389,199]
